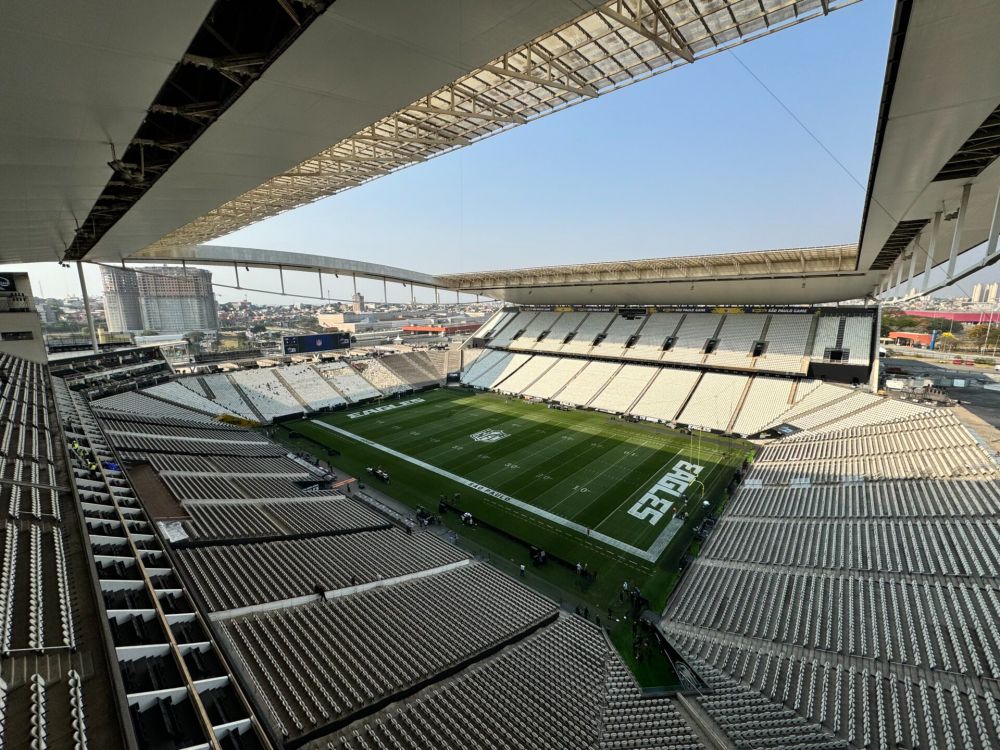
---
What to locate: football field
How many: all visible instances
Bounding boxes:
[290,388,747,562]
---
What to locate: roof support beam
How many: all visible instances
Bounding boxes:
[987,184,1000,258]
[906,245,918,286]
[482,64,597,98]
[946,183,973,279]
[923,211,942,292]
[353,134,469,146]
[600,6,694,63]
[405,105,525,125]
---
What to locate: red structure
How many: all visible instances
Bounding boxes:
[887,331,933,347]
[904,310,1000,324]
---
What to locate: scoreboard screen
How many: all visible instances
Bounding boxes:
[282,333,351,354]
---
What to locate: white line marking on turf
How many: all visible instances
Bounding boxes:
[312,420,662,562]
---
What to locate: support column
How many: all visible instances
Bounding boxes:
[923,212,942,292]
[906,246,918,287]
[987,185,1000,258]
[76,262,99,354]
[317,269,323,299]
[894,258,906,293]
[279,265,285,295]
[946,183,972,279]
[434,287,440,305]
[352,273,358,296]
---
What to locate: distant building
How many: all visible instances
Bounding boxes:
[102,266,218,333]
[971,282,999,304]
[101,267,143,332]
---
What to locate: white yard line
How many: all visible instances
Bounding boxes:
[546,436,654,516]
[313,420,663,562]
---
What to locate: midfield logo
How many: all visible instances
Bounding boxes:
[471,428,509,443]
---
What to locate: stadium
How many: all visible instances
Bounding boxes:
[3,1,1000,749]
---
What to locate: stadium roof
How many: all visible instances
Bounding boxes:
[436,244,879,304]
[4,0,1000,306]
[0,0,856,266]
[859,0,1000,295]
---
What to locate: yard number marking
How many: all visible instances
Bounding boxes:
[627,461,704,526]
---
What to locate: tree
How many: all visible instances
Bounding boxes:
[250,323,267,334]
[936,332,957,351]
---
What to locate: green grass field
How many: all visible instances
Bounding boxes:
[275,387,753,687]
[302,388,741,558]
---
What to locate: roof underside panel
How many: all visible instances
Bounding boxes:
[0,1,214,264]
[103,0,857,259]
[858,0,1000,281]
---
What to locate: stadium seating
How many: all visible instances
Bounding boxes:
[494,355,558,394]
[662,397,1000,750]
[381,351,443,388]
[279,363,346,409]
[729,376,794,435]
[92,390,223,423]
[488,310,536,348]
[321,615,704,750]
[315,361,382,402]
[589,364,657,413]
[460,349,512,388]
[663,313,721,364]
[179,529,468,611]
[145,381,236,417]
[592,314,645,358]
[554,361,620,406]
[624,312,684,361]
[198,373,259,420]
[520,357,588,400]
[219,563,555,740]
[182,499,389,542]
[628,368,701,422]
[677,372,749,431]
[810,316,842,359]
[488,352,533,389]
[758,314,813,373]
[475,309,518,340]
[229,368,302,419]
[355,358,410,394]
[531,311,588,352]
[560,311,615,354]
[707,314,766,368]
[509,311,560,350]
[841,316,874,365]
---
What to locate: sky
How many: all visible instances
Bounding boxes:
[15,0,995,306]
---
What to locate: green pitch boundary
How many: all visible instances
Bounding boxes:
[313,419,678,563]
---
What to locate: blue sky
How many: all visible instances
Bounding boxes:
[29,0,991,305]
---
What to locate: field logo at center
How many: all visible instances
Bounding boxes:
[471,428,509,443]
